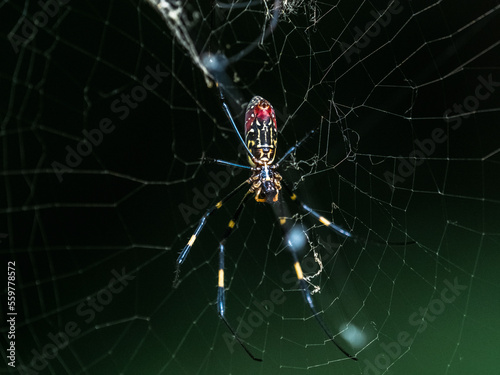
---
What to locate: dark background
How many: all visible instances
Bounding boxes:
[1,1,499,374]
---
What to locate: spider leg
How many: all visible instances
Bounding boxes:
[273,199,357,361]
[217,190,263,361]
[204,0,282,73]
[217,86,255,161]
[281,181,353,239]
[289,249,358,361]
[202,157,251,170]
[174,180,249,287]
[225,0,281,65]
[281,181,414,246]
[277,128,318,165]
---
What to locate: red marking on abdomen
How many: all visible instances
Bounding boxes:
[245,97,277,133]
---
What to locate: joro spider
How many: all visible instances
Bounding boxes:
[173,88,364,362]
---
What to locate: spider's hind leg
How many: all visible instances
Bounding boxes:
[273,193,357,361]
[174,180,249,287]
[216,190,263,361]
[289,249,358,361]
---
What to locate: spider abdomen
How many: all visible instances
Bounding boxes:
[244,96,278,166]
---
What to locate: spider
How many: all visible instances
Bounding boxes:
[169,0,416,362]
[174,87,361,362]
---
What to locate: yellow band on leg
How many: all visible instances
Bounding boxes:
[294,261,304,280]
[319,216,331,226]
[218,269,224,287]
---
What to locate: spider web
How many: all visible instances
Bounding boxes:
[1,0,499,374]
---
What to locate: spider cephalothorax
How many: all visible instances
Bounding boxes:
[248,162,282,203]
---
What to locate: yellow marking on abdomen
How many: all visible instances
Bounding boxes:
[319,216,331,226]
[294,261,304,280]
[188,235,196,247]
[218,269,224,287]
[228,220,235,228]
